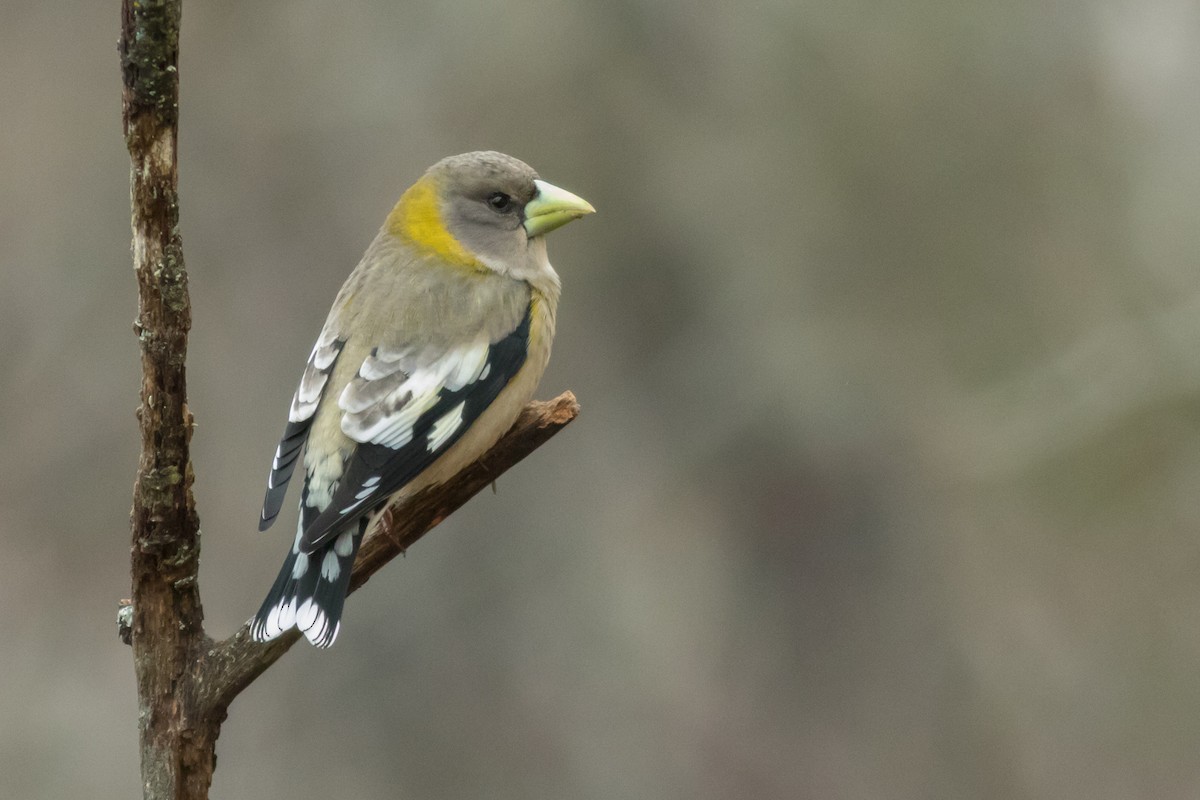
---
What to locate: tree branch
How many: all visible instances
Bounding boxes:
[120,0,216,798]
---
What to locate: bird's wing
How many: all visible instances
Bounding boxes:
[258,327,345,531]
[297,302,532,552]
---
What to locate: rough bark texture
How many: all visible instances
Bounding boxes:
[120,0,216,797]
[120,5,579,797]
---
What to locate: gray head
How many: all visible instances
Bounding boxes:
[386,151,594,289]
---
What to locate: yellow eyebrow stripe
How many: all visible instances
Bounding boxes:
[385,177,485,269]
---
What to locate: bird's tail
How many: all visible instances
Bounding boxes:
[249,520,364,648]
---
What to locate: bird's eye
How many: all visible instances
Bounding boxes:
[486,192,513,212]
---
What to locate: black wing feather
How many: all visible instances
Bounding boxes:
[259,419,312,530]
[258,337,345,530]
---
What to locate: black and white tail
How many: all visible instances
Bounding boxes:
[249,518,365,648]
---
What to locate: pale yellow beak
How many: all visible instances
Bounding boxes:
[523,179,595,238]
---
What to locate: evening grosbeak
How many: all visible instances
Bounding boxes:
[249,151,594,647]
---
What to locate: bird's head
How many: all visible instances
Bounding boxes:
[386,151,594,289]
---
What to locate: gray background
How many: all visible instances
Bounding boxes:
[3,1,1200,797]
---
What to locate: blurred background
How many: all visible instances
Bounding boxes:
[3,1,1200,797]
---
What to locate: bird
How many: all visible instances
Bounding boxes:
[248,151,594,647]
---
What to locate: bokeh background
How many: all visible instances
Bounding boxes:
[3,1,1200,797]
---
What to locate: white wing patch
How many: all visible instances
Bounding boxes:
[289,330,343,423]
[320,549,341,581]
[427,401,466,452]
[267,443,292,489]
[444,345,489,391]
[336,476,383,515]
[339,339,491,448]
[338,496,369,515]
[358,348,409,381]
